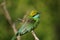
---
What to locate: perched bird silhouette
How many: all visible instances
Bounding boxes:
[11,10,40,40]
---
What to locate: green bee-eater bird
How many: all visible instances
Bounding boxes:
[11,10,40,40]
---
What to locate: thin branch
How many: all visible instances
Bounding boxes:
[22,10,29,23]
[31,30,39,40]
[0,0,20,40]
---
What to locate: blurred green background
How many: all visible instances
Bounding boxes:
[0,0,59,40]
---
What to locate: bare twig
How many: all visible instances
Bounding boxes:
[22,10,29,23]
[0,0,20,40]
[31,30,39,40]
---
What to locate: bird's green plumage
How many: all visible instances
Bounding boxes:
[11,10,40,40]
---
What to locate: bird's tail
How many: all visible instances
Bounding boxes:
[11,35,16,40]
[11,33,19,40]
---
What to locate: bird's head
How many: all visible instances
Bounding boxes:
[29,10,37,17]
[29,10,40,17]
[29,10,40,20]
